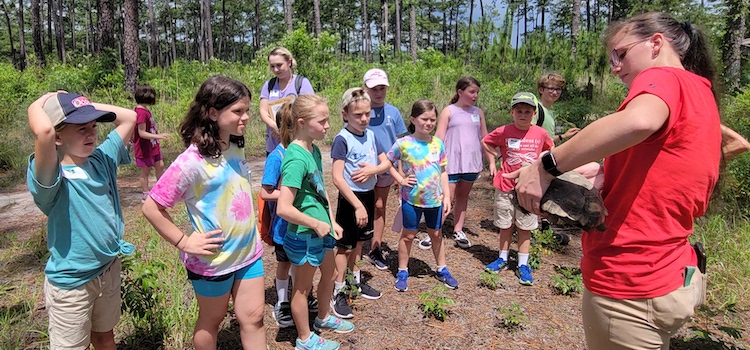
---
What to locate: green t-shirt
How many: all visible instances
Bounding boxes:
[532,102,556,139]
[280,143,332,234]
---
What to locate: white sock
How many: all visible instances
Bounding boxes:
[353,270,361,284]
[436,265,446,272]
[334,281,345,295]
[276,278,289,304]
[500,250,509,260]
[399,268,408,273]
[518,253,530,266]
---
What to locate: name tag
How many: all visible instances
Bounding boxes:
[62,166,89,180]
[471,114,480,122]
[239,160,252,181]
[507,138,521,150]
[428,151,440,163]
[269,90,280,98]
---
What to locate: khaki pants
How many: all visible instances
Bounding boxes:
[582,268,706,350]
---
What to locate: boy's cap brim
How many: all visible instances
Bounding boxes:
[511,92,537,107]
[363,68,390,88]
[44,93,116,126]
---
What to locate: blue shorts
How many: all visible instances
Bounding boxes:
[402,201,443,230]
[448,172,479,183]
[283,231,336,267]
[188,258,264,298]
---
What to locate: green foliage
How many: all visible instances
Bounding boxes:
[418,285,455,321]
[479,269,503,290]
[550,266,583,296]
[497,302,528,332]
[687,325,744,350]
[120,253,168,331]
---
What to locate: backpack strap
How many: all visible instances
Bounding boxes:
[294,75,304,94]
[267,77,278,94]
[536,102,546,127]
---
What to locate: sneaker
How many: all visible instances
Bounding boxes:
[330,292,353,319]
[541,219,551,232]
[365,249,389,270]
[485,257,508,273]
[394,270,409,292]
[313,315,355,334]
[452,230,472,248]
[272,301,294,328]
[307,293,319,313]
[295,333,340,350]
[553,232,571,246]
[140,192,148,203]
[418,235,432,250]
[436,268,459,289]
[518,264,534,286]
[356,282,382,300]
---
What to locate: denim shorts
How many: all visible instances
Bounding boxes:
[283,231,336,267]
[402,201,443,230]
[188,258,264,298]
[448,172,479,183]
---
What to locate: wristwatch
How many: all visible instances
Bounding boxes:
[541,151,563,177]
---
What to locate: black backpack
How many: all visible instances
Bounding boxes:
[535,102,546,127]
[268,75,304,95]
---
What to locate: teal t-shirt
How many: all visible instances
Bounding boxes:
[27,130,134,289]
[280,143,332,234]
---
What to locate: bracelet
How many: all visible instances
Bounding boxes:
[558,135,564,142]
[174,234,186,247]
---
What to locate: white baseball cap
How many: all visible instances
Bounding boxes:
[363,68,390,88]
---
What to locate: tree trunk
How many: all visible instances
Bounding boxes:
[409,0,415,62]
[723,0,747,92]
[362,0,371,62]
[395,0,401,59]
[70,0,75,54]
[87,0,94,52]
[123,0,139,95]
[148,0,158,66]
[442,6,447,54]
[46,0,53,53]
[284,0,292,32]
[381,0,388,52]
[254,0,260,52]
[54,0,65,62]
[98,0,115,52]
[1,0,16,67]
[18,0,27,70]
[31,0,45,66]
[468,0,473,55]
[183,0,189,60]
[169,0,176,64]
[219,0,225,57]
[571,0,581,60]
[201,0,213,60]
[313,0,321,37]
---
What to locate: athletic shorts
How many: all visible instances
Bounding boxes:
[336,190,375,249]
[135,153,163,168]
[448,172,479,183]
[274,243,290,263]
[402,201,443,230]
[283,231,336,267]
[376,172,395,188]
[493,190,538,231]
[45,258,121,350]
[188,258,264,298]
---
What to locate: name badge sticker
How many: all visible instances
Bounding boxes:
[471,114,480,122]
[507,138,521,150]
[62,166,89,180]
[269,90,280,98]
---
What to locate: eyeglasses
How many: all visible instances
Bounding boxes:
[543,86,563,93]
[610,38,650,69]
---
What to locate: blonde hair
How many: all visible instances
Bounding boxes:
[537,72,566,90]
[278,94,328,147]
[268,46,298,72]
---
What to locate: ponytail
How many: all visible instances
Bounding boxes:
[680,21,716,87]
[278,101,295,148]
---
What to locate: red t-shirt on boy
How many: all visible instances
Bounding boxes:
[582,67,721,299]
[484,124,553,192]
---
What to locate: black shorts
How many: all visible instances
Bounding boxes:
[335,190,375,249]
[274,243,290,263]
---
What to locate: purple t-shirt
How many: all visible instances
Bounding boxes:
[443,104,484,175]
[260,75,314,153]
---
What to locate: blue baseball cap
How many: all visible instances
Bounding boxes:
[43,93,116,127]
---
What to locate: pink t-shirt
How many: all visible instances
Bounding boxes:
[443,104,484,175]
[483,124,553,192]
[133,106,161,159]
[582,67,721,299]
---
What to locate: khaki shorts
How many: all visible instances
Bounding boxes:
[45,258,122,350]
[493,190,538,231]
[582,268,706,350]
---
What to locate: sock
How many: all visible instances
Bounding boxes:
[399,268,408,273]
[500,250,509,260]
[299,334,312,343]
[334,281,345,295]
[353,270,361,284]
[518,253,530,266]
[436,265,446,272]
[276,278,289,304]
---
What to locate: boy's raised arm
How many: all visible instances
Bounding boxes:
[92,103,137,143]
[28,92,62,186]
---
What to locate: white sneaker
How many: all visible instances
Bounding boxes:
[453,230,471,249]
[418,235,432,250]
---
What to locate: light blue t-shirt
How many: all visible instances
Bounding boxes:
[331,128,379,192]
[27,130,134,289]
[261,144,289,245]
[368,103,407,155]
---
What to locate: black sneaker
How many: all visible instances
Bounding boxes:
[307,293,319,313]
[330,292,353,319]
[356,282,382,300]
[553,233,570,246]
[365,248,389,270]
[272,301,294,328]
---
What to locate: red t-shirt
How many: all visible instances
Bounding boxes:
[582,67,721,299]
[483,124,553,192]
[133,106,161,159]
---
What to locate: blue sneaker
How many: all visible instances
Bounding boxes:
[486,257,508,273]
[313,315,354,334]
[518,264,534,286]
[295,333,339,350]
[394,270,409,292]
[436,268,459,289]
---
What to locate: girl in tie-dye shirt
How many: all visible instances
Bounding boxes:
[142,76,266,349]
[387,99,458,292]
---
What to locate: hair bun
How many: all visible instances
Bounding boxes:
[680,21,693,37]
